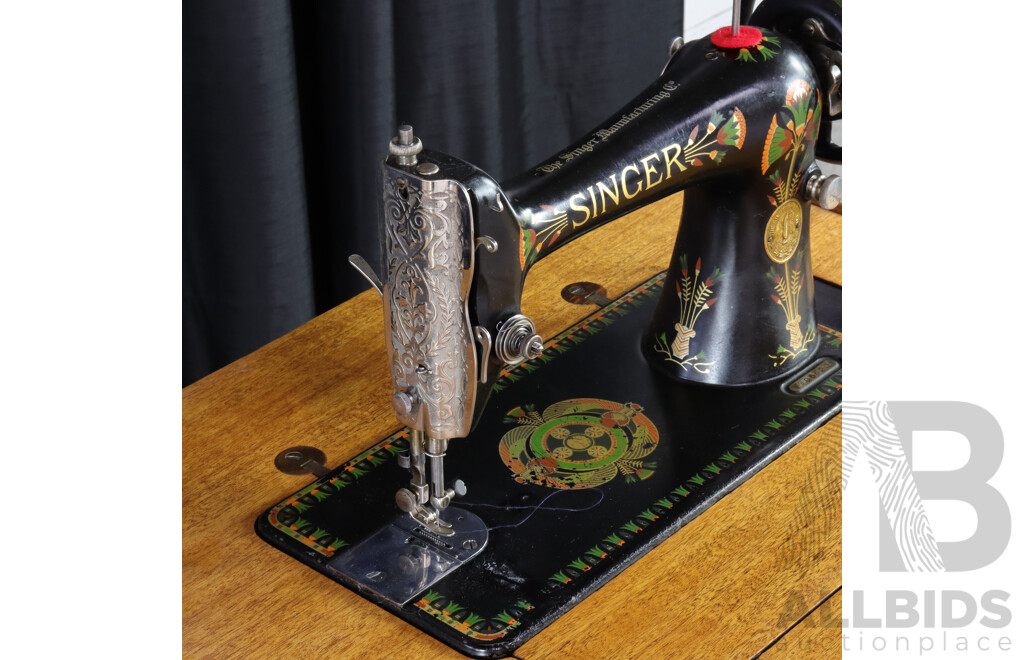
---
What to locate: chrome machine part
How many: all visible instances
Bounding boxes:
[494,314,544,365]
[475,235,498,253]
[327,506,488,606]
[392,391,415,418]
[347,254,384,297]
[426,435,449,503]
[802,166,842,210]
[661,36,686,75]
[396,429,457,536]
[380,125,482,534]
[668,36,685,57]
[381,127,478,439]
[389,124,423,166]
[473,326,492,384]
[392,433,467,534]
[406,429,430,504]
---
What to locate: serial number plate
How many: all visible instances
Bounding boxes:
[786,357,839,394]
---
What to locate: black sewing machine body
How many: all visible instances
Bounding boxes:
[379,4,836,402]
[258,1,842,656]
[493,31,824,388]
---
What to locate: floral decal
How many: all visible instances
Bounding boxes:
[722,35,782,63]
[542,363,842,594]
[766,249,816,365]
[499,398,659,488]
[651,254,720,372]
[688,106,747,165]
[762,80,821,206]
[413,590,535,640]
[760,80,821,367]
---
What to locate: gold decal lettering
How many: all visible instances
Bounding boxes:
[569,192,591,224]
[563,141,688,227]
[621,163,642,199]
[640,153,663,189]
[596,175,620,214]
[661,143,685,179]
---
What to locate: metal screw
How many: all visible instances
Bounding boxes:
[392,391,415,417]
[463,539,478,550]
[274,446,329,477]
[396,488,418,513]
[416,162,439,176]
[561,281,611,306]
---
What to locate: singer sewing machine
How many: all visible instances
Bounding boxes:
[255,1,842,656]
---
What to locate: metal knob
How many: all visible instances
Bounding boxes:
[453,479,467,497]
[392,391,415,417]
[803,170,842,210]
[395,488,418,513]
[389,124,423,166]
[524,336,543,360]
[817,175,842,210]
[494,314,544,365]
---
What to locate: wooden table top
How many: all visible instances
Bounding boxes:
[183,191,842,659]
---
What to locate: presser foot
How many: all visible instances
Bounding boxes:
[408,503,455,536]
[326,507,488,606]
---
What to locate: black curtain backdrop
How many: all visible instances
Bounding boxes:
[183,1,684,386]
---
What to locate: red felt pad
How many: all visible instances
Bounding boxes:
[710,25,763,49]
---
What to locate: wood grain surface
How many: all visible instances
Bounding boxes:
[759,589,843,658]
[183,191,842,659]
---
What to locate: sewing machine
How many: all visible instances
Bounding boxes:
[257,1,842,656]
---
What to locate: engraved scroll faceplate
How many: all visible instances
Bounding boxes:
[380,164,476,439]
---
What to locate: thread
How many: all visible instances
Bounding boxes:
[460,488,604,531]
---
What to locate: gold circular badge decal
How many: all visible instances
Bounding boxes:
[764,198,803,263]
